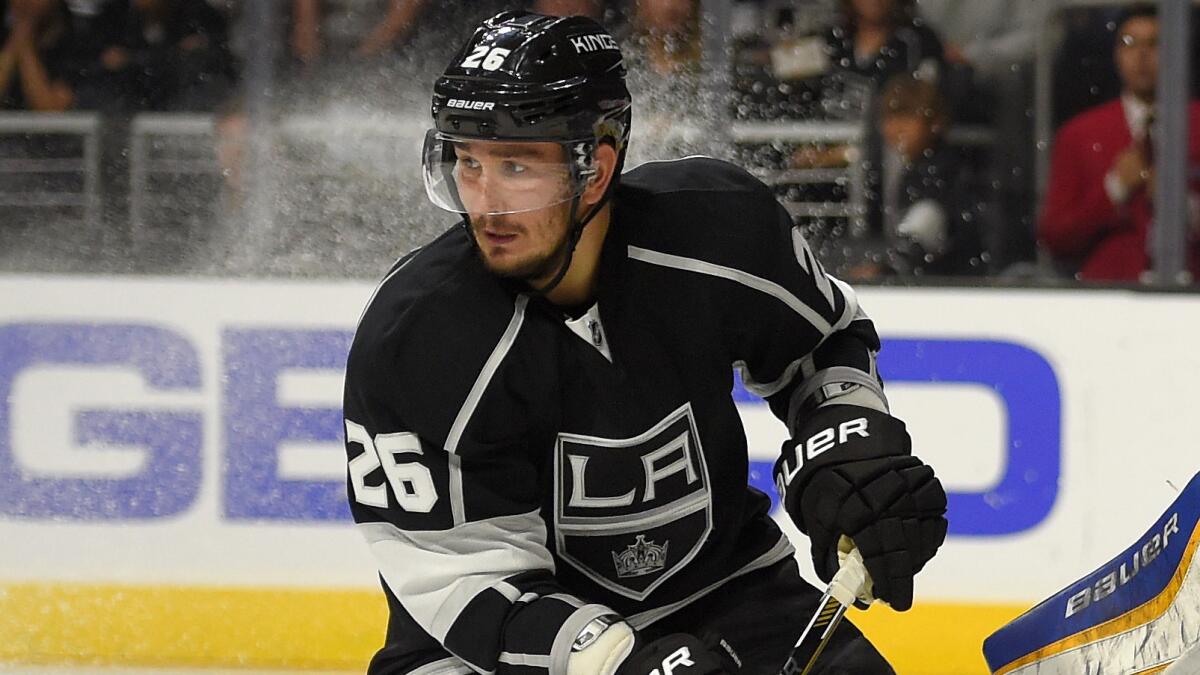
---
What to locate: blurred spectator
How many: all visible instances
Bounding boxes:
[916,0,1036,84]
[787,0,947,260]
[1051,5,1200,129]
[917,0,1041,272]
[0,0,84,110]
[532,0,604,19]
[1040,5,1200,283]
[282,0,417,67]
[213,93,245,196]
[789,0,944,167]
[89,0,236,111]
[300,0,606,63]
[916,0,1037,122]
[287,0,534,65]
[828,74,978,279]
[728,1,837,122]
[275,0,517,109]
[877,74,979,274]
[627,0,701,77]
[620,0,709,160]
[287,0,322,66]
[200,93,247,270]
[821,0,943,120]
[1050,6,1124,129]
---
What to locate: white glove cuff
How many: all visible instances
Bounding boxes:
[567,620,635,675]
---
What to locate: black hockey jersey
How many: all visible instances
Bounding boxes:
[343,157,877,675]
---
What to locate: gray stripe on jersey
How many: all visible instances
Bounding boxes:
[499,652,551,668]
[445,295,529,526]
[494,581,522,603]
[800,352,818,379]
[551,603,620,675]
[625,533,795,629]
[406,656,475,675]
[790,365,888,421]
[358,509,554,645]
[828,276,861,333]
[734,278,864,399]
[734,358,805,398]
[627,246,833,334]
[356,248,422,330]
[449,453,466,528]
[545,593,586,608]
[557,491,708,533]
[626,154,718,170]
[446,294,530,454]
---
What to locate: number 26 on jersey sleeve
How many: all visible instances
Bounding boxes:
[346,419,439,513]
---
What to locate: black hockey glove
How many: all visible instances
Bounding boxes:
[774,405,948,611]
[616,634,736,675]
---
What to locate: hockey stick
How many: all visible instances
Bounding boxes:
[778,542,872,675]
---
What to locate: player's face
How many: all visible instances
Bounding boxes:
[1115,16,1159,101]
[471,198,575,283]
[453,141,576,281]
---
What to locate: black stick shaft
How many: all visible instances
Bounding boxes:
[779,589,849,675]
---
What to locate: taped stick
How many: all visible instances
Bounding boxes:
[779,543,872,675]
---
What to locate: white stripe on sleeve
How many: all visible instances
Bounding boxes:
[627,246,833,334]
[358,509,554,644]
[407,656,475,675]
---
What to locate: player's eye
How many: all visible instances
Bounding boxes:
[503,160,527,176]
[458,156,481,172]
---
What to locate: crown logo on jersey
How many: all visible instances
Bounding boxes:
[612,535,669,578]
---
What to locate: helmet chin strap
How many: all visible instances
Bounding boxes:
[525,137,630,298]
[465,141,623,299]
[457,188,603,294]
[526,185,610,298]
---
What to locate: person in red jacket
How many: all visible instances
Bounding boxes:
[1039,4,1200,282]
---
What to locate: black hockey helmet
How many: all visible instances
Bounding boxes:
[423,11,632,216]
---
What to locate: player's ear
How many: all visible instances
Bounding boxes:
[581,141,618,208]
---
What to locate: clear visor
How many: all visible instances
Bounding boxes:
[422,130,588,216]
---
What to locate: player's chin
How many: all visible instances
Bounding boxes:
[479,251,540,280]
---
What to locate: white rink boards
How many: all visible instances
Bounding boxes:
[1,277,1197,674]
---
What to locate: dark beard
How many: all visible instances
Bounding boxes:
[477,242,569,283]
[473,212,574,285]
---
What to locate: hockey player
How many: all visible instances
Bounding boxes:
[343,11,948,675]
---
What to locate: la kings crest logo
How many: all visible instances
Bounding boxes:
[554,403,712,600]
[613,535,668,578]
